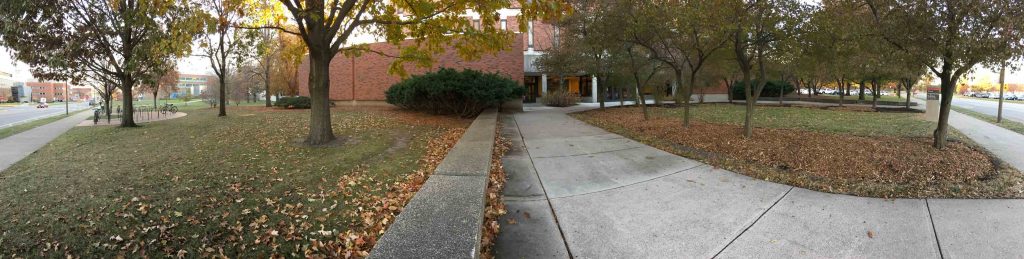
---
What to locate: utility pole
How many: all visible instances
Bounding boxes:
[998,63,1006,123]
[65,82,69,115]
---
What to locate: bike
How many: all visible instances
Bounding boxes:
[160,103,178,114]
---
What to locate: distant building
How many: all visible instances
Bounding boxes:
[26,82,68,102]
[0,71,13,102]
[11,82,29,102]
[70,87,92,101]
[174,74,211,98]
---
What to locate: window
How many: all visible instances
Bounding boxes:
[500,19,507,31]
[528,21,534,49]
[473,19,481,30]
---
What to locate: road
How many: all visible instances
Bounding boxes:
[0,102,91,128]
[913,94,1024,123]
[949,96,1024,123]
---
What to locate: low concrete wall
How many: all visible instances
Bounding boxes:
[370,109,498,259]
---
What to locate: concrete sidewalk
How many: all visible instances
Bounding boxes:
[908,97,1024,171]
[0,111,92,172]
[495,106,1024,258]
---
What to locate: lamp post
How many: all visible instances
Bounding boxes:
[65,82,69,115]
[998,63,1006,123]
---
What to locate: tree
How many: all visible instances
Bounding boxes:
[141,66,180,108]
[0,0,203,127]
[730,0,803,137]
[269,30,306,97]
[631,0,731,126]
[555,0,623,109]
[621,43,665,120]
[866,0,1024,148]
[264,0,562,145]
[197,0,252,117]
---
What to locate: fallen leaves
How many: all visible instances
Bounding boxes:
[574,106,1024,198]
[0,108,471,258]
[480,123,511,259]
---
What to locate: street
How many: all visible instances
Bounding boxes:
[949,96,1024,123]
[0,102,91,129]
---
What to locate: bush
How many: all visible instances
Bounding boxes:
[541,90,579,107]
[274,96,311,109]
[731,80,794,100]
[385,68,525,117]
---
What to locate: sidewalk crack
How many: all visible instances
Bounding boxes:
[512,112,576,259]
[712,186,794,258]
[925,199,946,259]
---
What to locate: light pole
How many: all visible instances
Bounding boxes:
[998,63,1006,123]
[65,82,69,115]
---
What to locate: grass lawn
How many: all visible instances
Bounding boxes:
[0,105,470,257]
[951,106,1024,135]
[0,110,87,140]
[573,104,1023,198]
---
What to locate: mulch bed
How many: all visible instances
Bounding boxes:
[574,107,1024,198]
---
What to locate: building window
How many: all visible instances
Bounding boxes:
[473,19,481,30]
[528,21,534,49]
[500,19,507,30]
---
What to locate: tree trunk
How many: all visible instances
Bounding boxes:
[104,95,112,123]
[837,79,845,107]
[120,78,137,127]
[681,69,691,127]
[218,75,227,117]
[904,80,912,109]
[306,54,337,145]
[598,76,606,109]
[742,72,754,137]
[858,80,866,101]
[265,73,272,107]
[933,73,956,149]
[871,79,879,109]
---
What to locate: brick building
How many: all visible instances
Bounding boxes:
[26,82,68,102]
[297,8,727,103]
[70,87,92,101]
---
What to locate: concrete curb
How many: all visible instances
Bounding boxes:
[370,109,498,259]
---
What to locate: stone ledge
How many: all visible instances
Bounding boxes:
[370,109,498,259]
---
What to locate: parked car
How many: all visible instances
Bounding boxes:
[36,102,48,108]
[975,92,990,98]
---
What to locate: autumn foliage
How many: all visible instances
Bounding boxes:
[574,106,1024,198]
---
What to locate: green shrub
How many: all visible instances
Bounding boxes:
[274,96,311,109]
[541,90,579,107]
[385,68,525,117]
[731,80,794,100]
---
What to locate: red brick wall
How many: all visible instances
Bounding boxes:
[26,82,67,102]
[296,34,525,101]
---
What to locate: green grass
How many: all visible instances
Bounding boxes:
[952,106,1024,135]
[659,103,936,137]
[0,107,467,257]
[0,110,86,140]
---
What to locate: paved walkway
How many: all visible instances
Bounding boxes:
[0,111,92,172]
[910,97,1024,171]
[494,106,1024,258]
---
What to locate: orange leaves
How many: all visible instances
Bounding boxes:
[575,107,1023,198]
[480,123,511,259]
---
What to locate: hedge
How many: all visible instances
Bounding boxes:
[274,96,311,109]
[731,80,794,100]
[385,68,525,117]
